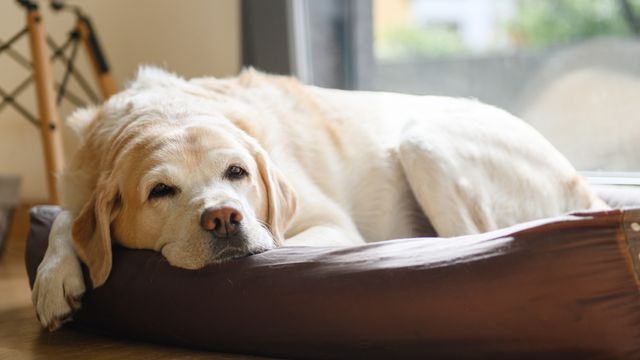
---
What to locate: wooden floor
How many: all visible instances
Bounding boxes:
[0,205,268,360]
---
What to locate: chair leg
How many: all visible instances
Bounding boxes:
[76,17,117,99]
[26,9,64,204]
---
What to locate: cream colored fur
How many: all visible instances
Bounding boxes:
[32,67,606,330]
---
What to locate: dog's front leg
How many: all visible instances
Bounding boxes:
[32,210,85,331]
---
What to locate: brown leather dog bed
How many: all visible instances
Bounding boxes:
[26,187,640,359]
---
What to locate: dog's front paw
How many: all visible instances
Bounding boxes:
[32,254,85,331]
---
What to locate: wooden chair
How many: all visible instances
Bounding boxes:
[1,0,116,204]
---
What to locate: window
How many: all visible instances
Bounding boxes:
[371,0,640,174]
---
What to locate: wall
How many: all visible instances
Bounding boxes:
[0,0,241,201]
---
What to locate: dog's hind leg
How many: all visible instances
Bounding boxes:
[395,116,593,238]
[396,131,497,237]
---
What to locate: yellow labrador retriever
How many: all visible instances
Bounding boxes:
[33,67,606,330]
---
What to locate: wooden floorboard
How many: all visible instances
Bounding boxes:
[0,204,270,360]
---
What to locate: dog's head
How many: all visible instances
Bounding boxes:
[65,67,297,287]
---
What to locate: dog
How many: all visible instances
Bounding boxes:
[32,67,607,331]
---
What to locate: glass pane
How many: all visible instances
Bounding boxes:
[372,0,640,172]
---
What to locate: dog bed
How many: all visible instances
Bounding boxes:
[26,188,640,359]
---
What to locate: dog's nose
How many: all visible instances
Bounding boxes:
[200,207,243,238]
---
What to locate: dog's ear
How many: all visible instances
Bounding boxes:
[71,175,121,288]
[130,65,186,89]
[63,106,100,159]
[65,106,98,141]
[254,149,297,244]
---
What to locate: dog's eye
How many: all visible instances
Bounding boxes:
[226,165,248,180]
[149,183,177,200]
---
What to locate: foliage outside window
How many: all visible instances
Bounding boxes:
[376,0,640,60]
